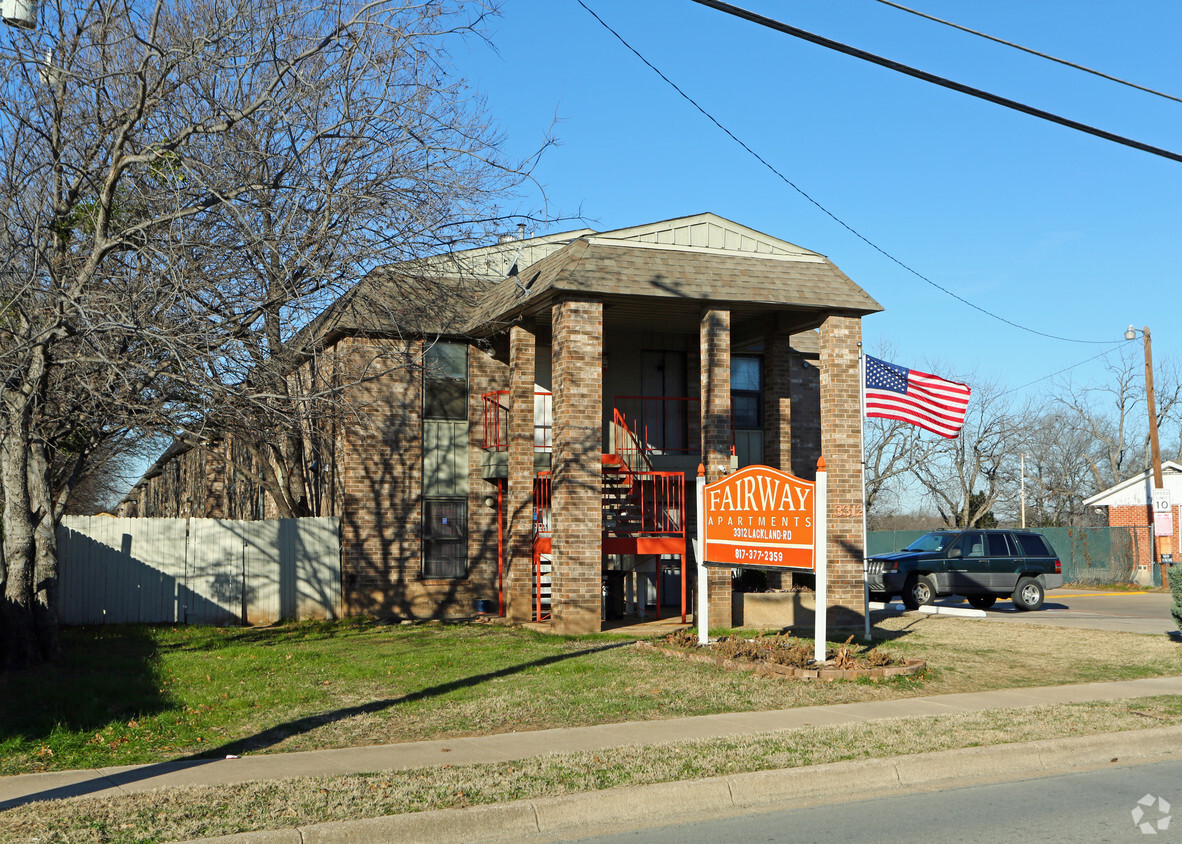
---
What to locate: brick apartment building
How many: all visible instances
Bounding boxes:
[121,213,883,633]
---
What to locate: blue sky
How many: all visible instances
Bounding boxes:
[453,0,1182,396]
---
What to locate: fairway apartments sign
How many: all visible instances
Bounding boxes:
[702,464,816,570]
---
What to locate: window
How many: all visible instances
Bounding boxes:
[1016,533,1052,557]
[959,532,985,557]
[423,498,467,578]
[905,533,952,552]
[424,341,468,420]
[423,341,469,578]
[731,355,763,429]
[987,533,1014,556]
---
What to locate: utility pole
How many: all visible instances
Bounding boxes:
[1020,452,1026,529]
[1128,324,1166,584]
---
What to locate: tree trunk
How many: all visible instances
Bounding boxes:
[1,435,43,670]
[29,440,61,661]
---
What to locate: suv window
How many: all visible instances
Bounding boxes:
[904,533,954,552]
[987,533,1013,555]
[959,532,986,557]
[1016,534,1052,556]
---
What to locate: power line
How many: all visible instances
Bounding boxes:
[575,0,1114,345]
[690,0,1182,166]
[999,341,1132,397]
[870,0,1182,107]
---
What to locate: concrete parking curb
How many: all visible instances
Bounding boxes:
[188,724,1182,844]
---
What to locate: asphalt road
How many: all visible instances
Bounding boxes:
[903,589,1179,635]
[571,756,1182,843]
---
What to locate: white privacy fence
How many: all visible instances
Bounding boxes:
[57,516,341,625]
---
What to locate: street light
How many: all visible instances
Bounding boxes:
[0,0,37,29]
[1127,325,1166,584]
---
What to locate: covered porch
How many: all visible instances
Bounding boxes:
[466,214,880,634]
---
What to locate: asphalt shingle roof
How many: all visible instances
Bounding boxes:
[467,238,881,331]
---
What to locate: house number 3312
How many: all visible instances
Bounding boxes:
[833,503,863,518]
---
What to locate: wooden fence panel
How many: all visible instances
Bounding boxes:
[186,519,246,625]
[57,517,340,625]
[58,517,188,625]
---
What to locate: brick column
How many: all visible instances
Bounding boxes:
[764,331,793,472]
[551,299,603,634]
[819,315,863,624]
[700,309,732,627]
[506,325,536,622]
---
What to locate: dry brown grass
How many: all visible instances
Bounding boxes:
[5,694,1182,844]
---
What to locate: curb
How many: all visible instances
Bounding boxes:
[188,724,1182,844]
[868,601,986,618]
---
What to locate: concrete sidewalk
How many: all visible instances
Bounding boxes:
[4,674,1182,816]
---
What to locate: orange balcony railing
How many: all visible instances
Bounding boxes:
[481,390,552,452]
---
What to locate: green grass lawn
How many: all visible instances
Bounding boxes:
[3,614,1182,777]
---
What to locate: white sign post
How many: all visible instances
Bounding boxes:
[695,466,708,645]
[814,459,828,665]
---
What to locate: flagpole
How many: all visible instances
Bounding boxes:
[860,347,870,640]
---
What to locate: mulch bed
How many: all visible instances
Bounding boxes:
[638,631,924,682]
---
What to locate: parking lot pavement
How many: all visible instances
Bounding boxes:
[900,589,1177,635]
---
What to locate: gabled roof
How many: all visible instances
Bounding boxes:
[587,213,819,256]
[1083,461,1182,507]
[308,212,882,343]
[467,213,881,333]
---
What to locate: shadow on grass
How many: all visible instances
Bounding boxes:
[0,626,168,741]
[0,639,633,810]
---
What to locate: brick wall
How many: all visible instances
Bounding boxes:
[819,315,863,624]
[551,299,603,634]
[131,440,248,519]
[1108,504,1174,571]
[335,335,425,617]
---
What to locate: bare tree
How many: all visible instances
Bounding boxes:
[911,377,1031,528]
[1009,413,1100,527]
[863,416,935,528]
[0,0,540,668]
[1054,346,1182,493]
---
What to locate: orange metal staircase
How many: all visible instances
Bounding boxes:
[480,392,687,623]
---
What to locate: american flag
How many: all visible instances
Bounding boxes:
[864,355,971,438]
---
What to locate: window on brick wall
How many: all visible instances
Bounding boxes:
[423,498,468,578]
[731,355,763,429]
[424,341,468,420]
[422,341,470,578]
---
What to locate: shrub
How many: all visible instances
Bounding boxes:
[1171,566,1182,633]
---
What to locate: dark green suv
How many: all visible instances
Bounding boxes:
[866,529,1063,611]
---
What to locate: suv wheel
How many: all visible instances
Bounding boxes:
[1012,577,1044,611]
[967,595,997,610]
[901,574,936,609]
